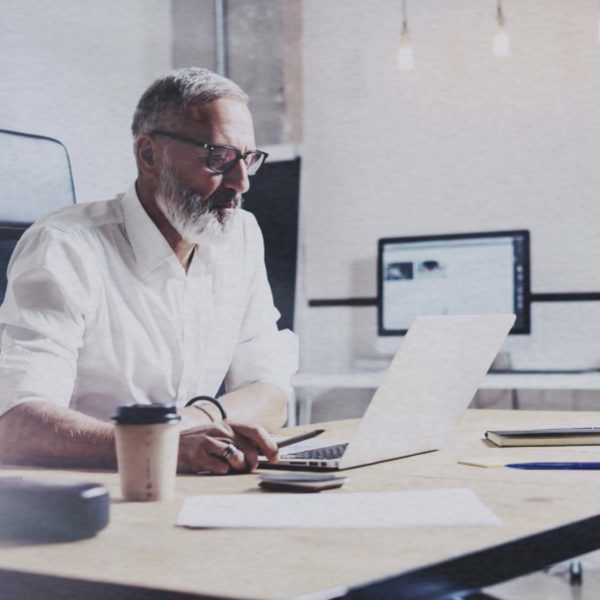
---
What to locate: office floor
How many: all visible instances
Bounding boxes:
[486,573,580,599]
[485,554,600,599]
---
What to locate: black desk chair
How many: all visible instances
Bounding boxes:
[0,128,76,302]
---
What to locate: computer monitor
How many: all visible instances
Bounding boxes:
[0,224,29,303]
[377,230,530,337]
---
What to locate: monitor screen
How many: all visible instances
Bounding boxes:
[0,224,29,304]
[377,230,530,335]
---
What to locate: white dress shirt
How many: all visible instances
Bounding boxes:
[0,185,298,421]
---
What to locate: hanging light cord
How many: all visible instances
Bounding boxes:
[497,0,505,27]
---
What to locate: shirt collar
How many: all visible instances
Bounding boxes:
[121,183,180,278]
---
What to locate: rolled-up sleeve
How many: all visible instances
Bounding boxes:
[225,214,299,397]
[0,226,93,416]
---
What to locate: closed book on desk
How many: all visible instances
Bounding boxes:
[485,427,600,447]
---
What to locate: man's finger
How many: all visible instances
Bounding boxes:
[229,422,279,461]
[232,435,259,472]
[204,437,246,472]
[193,448,230,475]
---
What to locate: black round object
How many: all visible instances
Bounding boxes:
[0,478,110,542]
[112,404,181,425]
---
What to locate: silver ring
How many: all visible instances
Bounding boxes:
[222,444,235,459]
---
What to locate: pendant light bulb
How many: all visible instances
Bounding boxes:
[493,27,511,57]
[397,26,415,71]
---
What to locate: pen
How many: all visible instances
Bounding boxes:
[506,462,600,470]
[277,429,325,449]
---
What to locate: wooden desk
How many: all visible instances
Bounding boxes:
[3,409,600,599]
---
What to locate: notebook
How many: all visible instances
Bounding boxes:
[261,313,515,471]
[485,427,600,447]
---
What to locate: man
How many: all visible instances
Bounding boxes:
[0,67,298,474]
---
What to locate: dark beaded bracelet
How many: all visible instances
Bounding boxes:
[184,395,227,420]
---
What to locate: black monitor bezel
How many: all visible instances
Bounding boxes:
[377,229,531,336]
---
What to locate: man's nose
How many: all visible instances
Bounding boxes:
[223,158,250,195]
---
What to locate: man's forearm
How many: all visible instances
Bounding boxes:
[0,401,116,469]
[0,385,288,469]
[218,382,288,431]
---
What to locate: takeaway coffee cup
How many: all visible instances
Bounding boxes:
[112,404,181,502]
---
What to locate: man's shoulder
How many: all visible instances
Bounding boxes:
[15,197,127,264]
[33,196,124,236]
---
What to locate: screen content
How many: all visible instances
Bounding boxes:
[379,231,529,334]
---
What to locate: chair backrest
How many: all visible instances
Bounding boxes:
[0,128,76,223]
[0,225,28,304]
[0,128,76,302]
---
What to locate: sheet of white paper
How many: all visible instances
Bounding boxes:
[176,488,500,528]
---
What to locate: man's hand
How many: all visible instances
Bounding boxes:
[178,421,279,475]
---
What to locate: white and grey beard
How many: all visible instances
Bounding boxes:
[155,163,240,245]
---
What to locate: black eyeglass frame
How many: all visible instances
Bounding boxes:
[149,129,268,175]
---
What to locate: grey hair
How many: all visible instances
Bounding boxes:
[131,67,248,137]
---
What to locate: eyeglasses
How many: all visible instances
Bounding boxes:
[149,130,268,176]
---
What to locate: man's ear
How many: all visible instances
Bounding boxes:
[142,147,154,164]
[136,137,156,172]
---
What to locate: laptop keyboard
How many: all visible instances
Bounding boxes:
[285,443,348,460]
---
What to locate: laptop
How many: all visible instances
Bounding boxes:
[266,313,515,471]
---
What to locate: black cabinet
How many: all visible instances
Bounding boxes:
[243,157,300,331]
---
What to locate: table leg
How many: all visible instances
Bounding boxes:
[296,389,315,425]
[286,392,297,427]
[511,389,520,410]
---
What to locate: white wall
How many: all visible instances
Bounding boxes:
[0,0,172,202]
[298,0,600,412]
